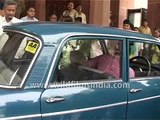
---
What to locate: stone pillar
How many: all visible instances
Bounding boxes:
[89,0,110,26]
[118,0,134,28]
[35,0,46,21]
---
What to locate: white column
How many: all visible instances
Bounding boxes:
[89,0,110,26]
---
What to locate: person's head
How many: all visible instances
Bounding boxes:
[107,40,119,56]
[61,16,73,22]
[133,27,139,32]
[76,5,82,13]
[123,19,131,30]
[70,51,86,65]
[27,7,36,18]
[142,19,148,27]
[3,0,17,20]
[75,17,82,23]
[49,13,57,22]
[67,2,74,11]
[153,28,160,38]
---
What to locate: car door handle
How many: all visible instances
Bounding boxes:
[45,96,65,103]
[130,88,142,93]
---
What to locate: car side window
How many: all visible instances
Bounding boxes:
[0,32,40,86]
[55,38,123,83]
[129,41,160,78]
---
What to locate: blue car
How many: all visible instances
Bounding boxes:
[0,22,160,120]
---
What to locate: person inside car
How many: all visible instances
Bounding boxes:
[86,40,135,79]
[58,50,87,82]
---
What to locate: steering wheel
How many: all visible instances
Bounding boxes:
[129,56,151,76]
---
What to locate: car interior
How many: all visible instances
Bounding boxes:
[129,42,160,78]
[56,39,160,83]
[56,39,122,82]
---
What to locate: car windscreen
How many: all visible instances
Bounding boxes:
[0,32,40,87]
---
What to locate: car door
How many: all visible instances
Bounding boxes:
[127,39,160,119]
[0,89,42,120]
[41,36,128,120]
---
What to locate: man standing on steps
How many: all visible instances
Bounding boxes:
[0,0,22,35]
[0,0,22,52]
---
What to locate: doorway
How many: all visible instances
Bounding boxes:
[127,8,147,28]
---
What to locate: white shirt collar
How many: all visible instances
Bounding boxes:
[1,17,22,25]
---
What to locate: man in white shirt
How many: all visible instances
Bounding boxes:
[21,7,38,22]
[0,0,23,58]
[0,0,22,35]
[63,2,77,22]
[75,5,87,24]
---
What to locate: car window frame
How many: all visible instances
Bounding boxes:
[46,34,126,89]
[0,30,43,89]
[128,38,160,80]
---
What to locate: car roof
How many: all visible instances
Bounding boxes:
[3,22,157,42]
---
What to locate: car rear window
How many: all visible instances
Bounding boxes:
[0,32,41,87]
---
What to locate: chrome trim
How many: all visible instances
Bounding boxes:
[3,29,41,40]
[45,96,66,103]
[0,114,41,120]
[0,85,20,89]
[60,32,158,43]
[2,94,160,119]
[128,95,160,104]
[130,88,142,93]
[0,101,127,119]
[9,68,19,85]
[44,34,73,88]
[0,29,42,89]
[130,76,160,81]
[19,38,42,88]
[42,101,127,117]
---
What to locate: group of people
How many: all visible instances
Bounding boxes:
[0,0,87,23]
[0,0,87,35]
[122,18,160,39]
[46,1,87,23]
[62,1,86,23]
[1,0,159,36]
[0,0,89,38]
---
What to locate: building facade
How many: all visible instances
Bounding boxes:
[21,0,160,32]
